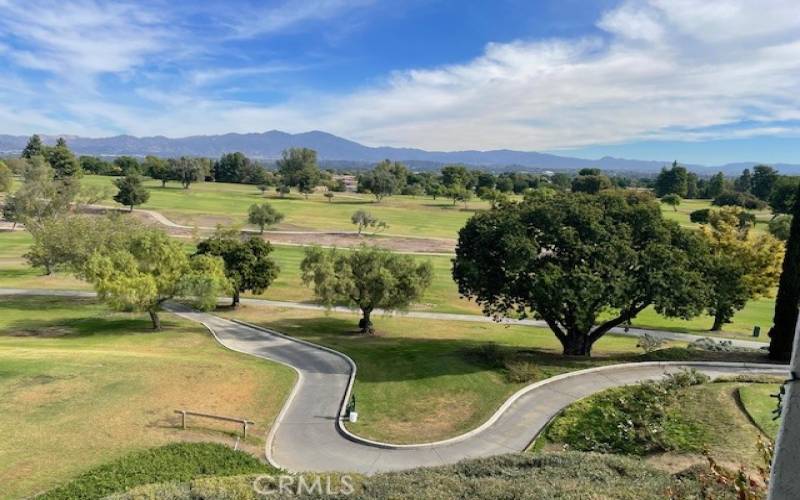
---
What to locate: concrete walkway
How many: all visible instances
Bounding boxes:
[2,288,786,473]
[165,305,790,473]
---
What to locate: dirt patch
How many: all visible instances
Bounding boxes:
[260,233,455,253]
[6,326,74,337]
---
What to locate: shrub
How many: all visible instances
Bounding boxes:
[690,208,711,223]
[636,333,666,353]
[769,215,792,241]
[505,359,543,383]
[41,443,273,499]
[712,191,767,210]
[689,337,737,352]
[546,370,708,455]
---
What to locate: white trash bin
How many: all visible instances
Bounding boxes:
[348,411,358,423]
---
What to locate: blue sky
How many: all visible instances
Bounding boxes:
[0,0,799,165]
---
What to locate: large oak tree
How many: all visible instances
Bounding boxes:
[453,190,709,356]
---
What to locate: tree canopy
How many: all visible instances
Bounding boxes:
[248,202,284,233]
[654,162,688,197]
[113,175,150,211]
[277,148,320,198]
[196,229,280,307]
[85,228,229,329]
[453,190,709,356]
[697,207,783,331]
[300,245,433,334]
[351,210,387,235]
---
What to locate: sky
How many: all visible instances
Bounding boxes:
[0,0,799,165]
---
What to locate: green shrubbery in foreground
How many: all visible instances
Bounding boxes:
[547,370,711,455]
[41,443,274,499]
[113,452,739,499]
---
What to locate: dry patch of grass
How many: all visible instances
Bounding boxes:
[0,296,295,499]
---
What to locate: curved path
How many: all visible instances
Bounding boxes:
[167,305,786,474]
[1,288,787,473]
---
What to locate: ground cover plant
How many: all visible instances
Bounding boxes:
[40,442,274,500]
[546,373,781,466]
[111,452,745,500]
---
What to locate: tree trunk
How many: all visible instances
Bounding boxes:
[711,311,725,331]
[232,289,240,308]
[129,204,134,212]
[561,333,593,356]
[359,308,374,335]
[149,310,161,330]
[161,180,167,188]
[259,225,264,234]
[769,182,800,361]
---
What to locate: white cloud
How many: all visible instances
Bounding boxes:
[0,0,171,76]
[1,0,800,152]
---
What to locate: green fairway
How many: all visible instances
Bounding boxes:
[739,383,782,438]
[81,175,485,239]
[0,228,777,336]
[0,296,295,499]
[659,198,773,233]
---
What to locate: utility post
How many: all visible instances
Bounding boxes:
[769,317,800,499]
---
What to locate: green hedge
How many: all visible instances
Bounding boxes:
[41,442,275,499]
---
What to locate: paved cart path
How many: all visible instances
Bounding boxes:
[1,288,786,473]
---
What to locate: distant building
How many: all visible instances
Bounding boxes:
[332,174,358,192]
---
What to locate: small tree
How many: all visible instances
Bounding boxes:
[478,187,508,209]
[351,210,387,235]
[276,184,291,198]
[143,156,171,187]
[248,202,284,233]
[324,192,335,203]
[24,214,137,276]
[85,228,229,329]
[258,184,270,196]
[0,161,12,192]
[660,194,681,212]
[196,229,280,307]
[113,175,150,211]
[699,208,783,331]
[453,191,709,356]
[300,245,433,334]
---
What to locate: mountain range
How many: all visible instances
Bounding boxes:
[1,130,798,175]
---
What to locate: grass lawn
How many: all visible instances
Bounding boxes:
[81,175,484,239]
[0,295,295,499]
[659,198,774,233]
[545,379,778,467]
[0,229,776,336]
[739,383,782,438]
[220,304,768,444]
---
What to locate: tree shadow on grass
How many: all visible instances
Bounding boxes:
[0,295,177,338]
[243,314,644,384]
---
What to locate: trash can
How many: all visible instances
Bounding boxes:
[348,411,358,423]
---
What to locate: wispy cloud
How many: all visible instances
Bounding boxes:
[1,0,799,154]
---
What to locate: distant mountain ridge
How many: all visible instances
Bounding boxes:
[1,130,798,175]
